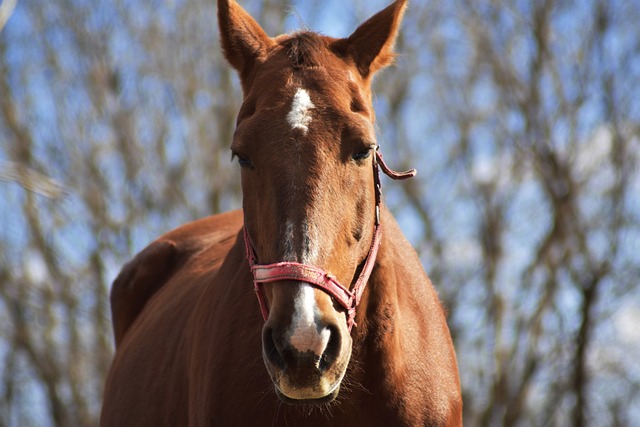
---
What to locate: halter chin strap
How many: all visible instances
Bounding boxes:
[243,148,416,331]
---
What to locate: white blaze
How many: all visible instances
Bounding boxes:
[289,284,330,357]
[287,223,326,356]
[287,88,315,134]
[279,131,325,355]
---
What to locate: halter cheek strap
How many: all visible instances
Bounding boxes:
[243,149,415,331]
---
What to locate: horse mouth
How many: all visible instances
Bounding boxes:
[275,386,340,406]
[264,345,350,406]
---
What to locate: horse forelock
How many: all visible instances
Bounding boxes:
[279,32,328,69]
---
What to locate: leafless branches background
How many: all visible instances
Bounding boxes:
[0,0,638,425]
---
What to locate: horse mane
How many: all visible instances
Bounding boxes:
[279,32,327,69]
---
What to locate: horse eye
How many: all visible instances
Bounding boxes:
[232,152,254,169]
[352,148,373,162]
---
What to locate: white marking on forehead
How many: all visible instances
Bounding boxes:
[287,88,315,134]
[347,70,356,82]
[289,284,330,356]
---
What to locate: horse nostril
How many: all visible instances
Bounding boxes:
[263,323,343,374]
[262,327,286,370]
[318,324,341,373]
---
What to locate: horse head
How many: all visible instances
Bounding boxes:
[218,0,408,405]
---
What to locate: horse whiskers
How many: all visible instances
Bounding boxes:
[250,383,275,411]
[272,400,282,427]
[340,366,371,396]
[249,349,280,412]
[290,400,337,420]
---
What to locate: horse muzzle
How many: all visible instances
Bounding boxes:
[261,283,352,404]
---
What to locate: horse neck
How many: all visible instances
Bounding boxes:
[347,205,463,421]
[352,203,447,358]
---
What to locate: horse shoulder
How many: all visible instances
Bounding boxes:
[109,210,244,347]
[376,207,463,426]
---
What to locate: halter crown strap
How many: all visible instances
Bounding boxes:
[243,149,415,331]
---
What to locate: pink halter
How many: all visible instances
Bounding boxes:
[243,149,415,331]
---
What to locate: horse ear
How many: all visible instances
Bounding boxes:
[217,0,274,80]
[332,0,408,78]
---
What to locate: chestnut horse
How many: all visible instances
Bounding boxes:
[100,0,462,425]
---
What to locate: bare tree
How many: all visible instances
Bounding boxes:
[1,0,638,426]
[377,0,640,425]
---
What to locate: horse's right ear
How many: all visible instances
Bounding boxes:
[217,0,274,82]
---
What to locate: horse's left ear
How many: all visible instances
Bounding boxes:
[332,0,408,78]
[217,0,275,84]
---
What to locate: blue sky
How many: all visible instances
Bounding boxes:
[1,0,639,424]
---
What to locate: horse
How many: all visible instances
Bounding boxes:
[100,0,462,425]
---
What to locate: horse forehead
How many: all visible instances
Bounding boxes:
[242,53,373,142]
[253,62,358,108]
[282,74,352,107]
[243,81,348,138]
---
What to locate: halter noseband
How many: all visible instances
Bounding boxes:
[243,148,416,331]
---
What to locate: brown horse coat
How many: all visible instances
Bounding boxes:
[102,209,461,426]
[101,1,462,425]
